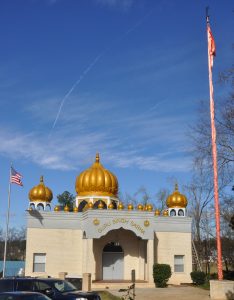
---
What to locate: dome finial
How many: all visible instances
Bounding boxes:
[96,153,100,163]
[175,183,178,191]
[40,175,44,183]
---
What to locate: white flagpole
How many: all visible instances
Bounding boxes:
[2,163,12,278]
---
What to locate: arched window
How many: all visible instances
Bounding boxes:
[93,200,107,210]
[30,203,35,210]
[45,204,51,211]
[170,209,176,217]
[178,209,184,216]
[78,200,88,212]
[37,203,44,211]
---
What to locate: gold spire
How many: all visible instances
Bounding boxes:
[96,153,100,163]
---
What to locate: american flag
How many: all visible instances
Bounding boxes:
[11,167,23,186]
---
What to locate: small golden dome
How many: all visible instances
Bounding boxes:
[108,203,114,209]
[127,203,134,210]
[154,209,160,216]
[75,153,118,197]
[147,204,153,211]
[137,204,143,211]
[144,220,150,227]
[29,176,53,202]
[98,201,104,209]
[64,205,69,212]
[163,210,169,216]
[54,205,60,212]
[73,206,78,213]
[88,202,93,209]
[166,184,188,208]
[118,202,124,210]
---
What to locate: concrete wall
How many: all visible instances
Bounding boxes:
[25,228,83,278]
[155,232,192,284]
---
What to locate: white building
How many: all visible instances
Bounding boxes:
[25,154,192,285]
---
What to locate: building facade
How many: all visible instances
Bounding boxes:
[25,154,192,285]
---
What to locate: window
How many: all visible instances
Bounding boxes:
[178,209,184,216]
[174,255,184,272]
[33,254,46,272]
[170,209,176,216]
[0,279,14,292]
[16,280,33,291]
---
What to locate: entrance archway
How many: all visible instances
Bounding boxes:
[102,242,124,280]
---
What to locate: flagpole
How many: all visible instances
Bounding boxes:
[206,9,223,281]
[2,163,12,278]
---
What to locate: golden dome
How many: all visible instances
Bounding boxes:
[64,205,69,212]
[29,176,53,202]
[73,206,78,213]
[137,203,143,211]
[118,202,124,210]
[98,201,104,209]
[108,203,114,209]
[75,153,118,197]
[127,203,134,210]
[163,210,169,216]
[154,209,160,216]
[166,184,188,208]
[54,205,60,212]
[147,204,153,212]
[88,202,93,209]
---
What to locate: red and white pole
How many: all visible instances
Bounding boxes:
[206,13,223,280]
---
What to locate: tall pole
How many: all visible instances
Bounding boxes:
[206,9,223,280]
[2,163,12,278]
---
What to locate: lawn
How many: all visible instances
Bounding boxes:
[97,290,122,300]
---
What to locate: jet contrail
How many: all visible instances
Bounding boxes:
[49,8,154,136]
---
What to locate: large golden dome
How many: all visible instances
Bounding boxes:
[29,176,53,202]
[75,153,118,197]
[166,184,187,208]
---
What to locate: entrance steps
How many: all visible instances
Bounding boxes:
[92,280,155,289]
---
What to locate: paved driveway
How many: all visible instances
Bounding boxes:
[109,286,210,300]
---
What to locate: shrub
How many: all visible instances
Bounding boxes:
[223,270,234,280]
[190,271,206,285]
[153,264,172,288]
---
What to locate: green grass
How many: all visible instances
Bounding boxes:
[96,290,122,300]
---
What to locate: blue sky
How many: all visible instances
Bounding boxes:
[0,0,233,228]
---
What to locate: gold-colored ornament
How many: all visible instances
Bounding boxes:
[137,204,143,211]
[118,202,124,210]
[75,153,118,197]
[127,203,134,210]
[93,218,100,226]
[108,203,114,209]
[98,201,104,209]
[88,202,93,209]
[154,209,160,216]
[54,205,60,212]
[147,204,153,212]
[163,210,169,216]
[144,220,150,227]
[73,206,78,213]
[28,176,53,202]
[64,205,69,212]
[166,183,188,208]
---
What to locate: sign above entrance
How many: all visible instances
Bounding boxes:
[82,214,154,240]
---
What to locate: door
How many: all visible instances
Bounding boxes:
[103,252,124,280]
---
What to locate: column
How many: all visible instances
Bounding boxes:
[146,239,154,283]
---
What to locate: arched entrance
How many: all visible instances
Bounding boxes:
[102,242,124,280]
